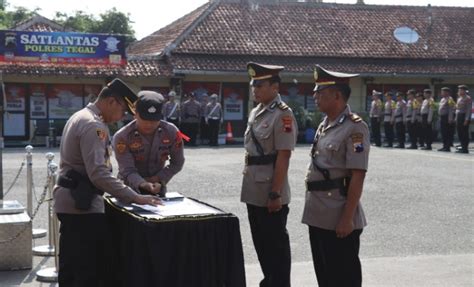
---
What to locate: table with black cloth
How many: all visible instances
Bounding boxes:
[104,196,246,287]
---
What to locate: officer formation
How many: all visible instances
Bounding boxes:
[369,86,472,153]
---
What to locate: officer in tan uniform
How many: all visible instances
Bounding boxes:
[302,65,369,287]
[455,85,472,153]
[205,93,223,146]
[162,91,180,127]
[241,62,297,287]
[420,89,435,150]
[181,92,201,146]
[199,93,210,145]
[113,91,185,195]
[405,89,418,149]
[383,92,395,147]
[53,79,160,286]
[414,92,424,148]
[369,90,382,147]
[437,87,456,152]
[394,91,407,148]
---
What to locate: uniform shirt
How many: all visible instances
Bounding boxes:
[438,96,455,121]
[456,95,473,118]
[394,100,406,123]
[406,99,414,123]
[205,102,223,120]
[241,94,297,207]
[53,103,137,214]
[421,98,435,122]
[162,101,180,120]
[302,105,369,230]
[369,99,382,118]
[112,120,185,191]
[414,99,422,122]
[181,99,201,123]
[383,100,396,122]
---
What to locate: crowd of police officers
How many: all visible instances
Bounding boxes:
[369,85,472,153]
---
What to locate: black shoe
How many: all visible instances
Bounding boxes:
[437,148,450,152]
[407,145,418,149]
[383,144,393,148]
[394,145,405,148]
[419,144,425,148]
[420,146,432,150]
[455,149,469,154]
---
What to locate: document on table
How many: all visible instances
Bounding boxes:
[132,198,223,217]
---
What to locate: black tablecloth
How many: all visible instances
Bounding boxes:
[104,197,246,287]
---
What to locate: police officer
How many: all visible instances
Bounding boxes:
[414,92,424,148]
[181,92,201,146]
[455,85,472,153]
[437,87,456,152]
[405,89,418,149]
[383,92,395,147]
[369,90,383,147]
[303,65,369,287]
[205,93,223,146]
[53,79,160,286]
[199,93,210,145]
[420,89,435,150]
[241,62,297,287]
[162,91,180,127]
[394,91,407,148]
[113,91,185,195]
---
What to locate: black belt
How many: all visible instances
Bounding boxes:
[306,177,350,193]
[57,174,104,196]
[395,115,403,118]
[245,154,277,166]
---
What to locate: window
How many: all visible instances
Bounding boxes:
[393,26,419,44]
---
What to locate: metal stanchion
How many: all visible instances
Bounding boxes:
[33,153,56,256]
[36,162,59,282]
[26,145,47,239]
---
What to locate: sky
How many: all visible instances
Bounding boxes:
[6,0,474,40]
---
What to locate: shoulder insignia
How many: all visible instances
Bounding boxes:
[351,133,364,153]
[96,129,107,141]
[281,116,293,133]
[115,141,127,154]
[349,113,362,123]
[269,102,277,110]
[278,102,289,110]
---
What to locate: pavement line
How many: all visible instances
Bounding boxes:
[374,148,473,162]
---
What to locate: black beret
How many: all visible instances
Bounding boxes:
[135,91,165,121]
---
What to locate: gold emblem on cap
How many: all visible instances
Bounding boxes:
[148,106,157,113]
[314,70,318,81]
[248,67,256,77]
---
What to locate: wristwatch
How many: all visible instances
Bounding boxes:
[268,191,281,200]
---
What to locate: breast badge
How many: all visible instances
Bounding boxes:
[116,141,127,154]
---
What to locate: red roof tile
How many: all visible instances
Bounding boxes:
[170,54,474,76]
[171,3,473,60]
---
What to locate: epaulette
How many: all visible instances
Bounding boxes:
[349,113,362,123]
[277,102,289,110]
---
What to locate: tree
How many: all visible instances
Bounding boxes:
[0,1,38,30]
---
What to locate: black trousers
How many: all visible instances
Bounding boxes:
[181,122,199,145]
[421,114,432,148]
[416,121,424,146]
[200,117,209,142]
[247,204,291,287]
[440,115,450,149]
[456,113,470,150]
[383,122,394,145]
[208,119,220,146]
[370,117,381,146]
[407,120,417,147]
[395,121,405,147]
[57,213,107,287]
[309,226,363,287]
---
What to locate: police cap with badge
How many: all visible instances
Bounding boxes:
[247,62,284,86]
[313,65,358,92]
[136,91,165,121]
[105,78,137,114]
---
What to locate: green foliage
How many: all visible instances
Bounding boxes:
[287,100,306,130]
[0,3,37,29]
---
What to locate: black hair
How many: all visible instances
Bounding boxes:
[334,84,351,101]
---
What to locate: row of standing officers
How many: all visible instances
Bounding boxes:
[162,91,223,146]
[369,86,472,153]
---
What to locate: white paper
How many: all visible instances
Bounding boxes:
[132,198,222,217]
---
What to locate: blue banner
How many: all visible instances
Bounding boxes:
[0,30,127,65]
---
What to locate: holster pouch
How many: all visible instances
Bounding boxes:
[58,169,104,211]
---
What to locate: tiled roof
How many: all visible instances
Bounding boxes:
[127,2,211,57]
[12,14,66,32]
[150,2,474,60]
[170,54,474,76]
[0,60,173,77]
